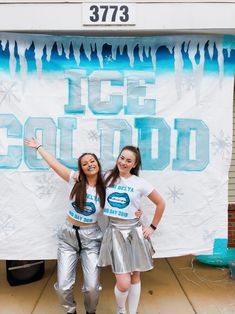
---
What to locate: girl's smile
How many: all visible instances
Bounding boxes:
[117,149,137,177]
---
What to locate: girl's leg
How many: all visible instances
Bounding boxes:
[80,246,101,314]
[128,272,141,314]
[114,273,131,314]
[54,239,79,314]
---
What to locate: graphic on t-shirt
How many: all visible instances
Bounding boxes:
[72,201,96,216]
[107,192,130,209]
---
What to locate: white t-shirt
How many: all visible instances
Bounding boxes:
[104,175,154,219]
[67,171,102,224]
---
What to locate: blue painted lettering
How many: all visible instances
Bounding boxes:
[0,114,22,169]
[57,117,77,168]
[172,119,209,171]
[64,70,157,116]
[24,117,56,170]
[124,71,156,115]
[0,115,209,172]
[98,119,132,170]
[64,70,87,114]
[135,117,171,170]
[89,71,123,114]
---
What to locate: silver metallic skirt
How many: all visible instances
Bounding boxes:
[98,218,155,274]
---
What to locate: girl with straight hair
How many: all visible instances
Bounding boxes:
[24,137,105,314]
[98,145,165,314]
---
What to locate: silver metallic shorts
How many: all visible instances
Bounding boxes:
[98,218,155,274]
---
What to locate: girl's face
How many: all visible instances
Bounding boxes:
[80,154,99,177]
[117,149,137,177]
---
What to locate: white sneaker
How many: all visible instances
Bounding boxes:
[117,307,126,314]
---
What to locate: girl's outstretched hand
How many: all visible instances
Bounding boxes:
[24,137,40,149]
[24,137,70,182]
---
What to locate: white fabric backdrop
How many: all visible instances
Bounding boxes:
[0,33,234,259]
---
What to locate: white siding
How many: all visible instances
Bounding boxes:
[0,2,234,33]
[0,1,234,3]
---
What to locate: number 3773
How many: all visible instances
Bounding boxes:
[88,4,131,24]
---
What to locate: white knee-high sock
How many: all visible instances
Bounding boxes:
[128,282,141,314]
[114,285,128,313]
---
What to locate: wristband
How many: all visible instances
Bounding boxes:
[150,223,157,231]
[36,145,42,150]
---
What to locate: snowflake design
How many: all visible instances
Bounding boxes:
[88,130,99,142]
[0,81,21,106]
[211,130,231,160]
[166,185,184,203]
[35,173,57,198]
[0,214,15,237]
[104,54,114,64]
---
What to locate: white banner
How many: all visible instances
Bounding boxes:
[0,33,234,259]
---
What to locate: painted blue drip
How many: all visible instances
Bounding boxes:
[0,40,10,72]
[204,41,219,74]
[0,36,234,75]
[223,48,235,75]
[194,43,200,65]
[102,43,134,71]
[181,41,193,71]
[14,41,20,73]
[156,46,174,73]
[25,42,36,72]
[42,42,77,72]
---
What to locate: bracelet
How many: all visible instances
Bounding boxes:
[36,145,42,150]
[150,223,157,231]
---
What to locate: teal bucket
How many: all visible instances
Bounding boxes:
[195,239,235,267]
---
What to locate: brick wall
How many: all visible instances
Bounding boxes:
[228,204,235,248]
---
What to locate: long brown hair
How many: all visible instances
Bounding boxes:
[105,146,142,187]
[70,153,105,210]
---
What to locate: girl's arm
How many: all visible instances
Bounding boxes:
[24,137,71,182]
[143,190,165,238]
